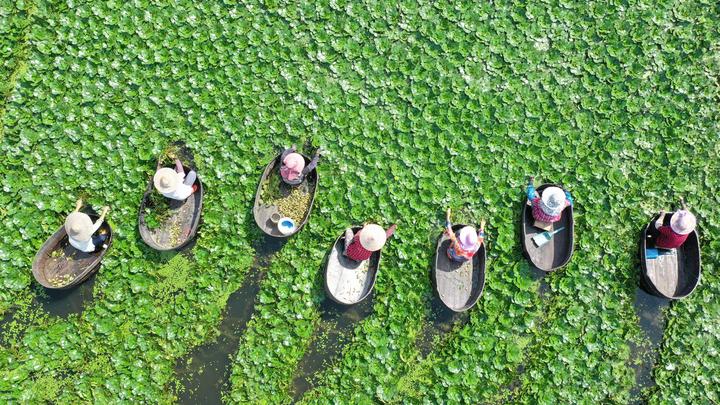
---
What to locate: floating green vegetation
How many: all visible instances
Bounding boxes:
[0,0,719,404]
[144,191,174,230]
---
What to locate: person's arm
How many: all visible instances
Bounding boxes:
[174,159,185,175]
[386,224,398,239]
[478,219,486,245]
[655,211,666,230]
[445,208,454,235]
[280,144,297,161]
[343,227,355,254]
[74,198,83,212]
[302,153,320,175]
[526,177,537,201]
[92,206,109,233]
[565,190,574,207]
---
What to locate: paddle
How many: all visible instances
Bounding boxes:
[532,226,566,248]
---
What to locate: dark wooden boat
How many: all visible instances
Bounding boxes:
[138,143,204,251]
[324,227,381,305]
[521,183,574,272]
[433,224,486,312]
[639,213,701,299]
[32,214,113,289]
[253,153,318,238]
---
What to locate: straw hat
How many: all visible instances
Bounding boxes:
[281,153,306,181]
[540,187,566,216]
[65,212,94,241]
[283,153,305,171]
[458,226,479,251]
[153,167,180,194]
[359,224,387,252]
[670,210,696,235]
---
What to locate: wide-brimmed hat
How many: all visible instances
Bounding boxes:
[65,212,94,241]
[154,167,180,194]
[283,153,305,171]
[670,210,696,235]
[458,226,479,251]
[359,224,387,252]
[540,187,566,216]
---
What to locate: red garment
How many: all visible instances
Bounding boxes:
[655,225,689,249]
[345,230,373,261]
[531,198,565,223]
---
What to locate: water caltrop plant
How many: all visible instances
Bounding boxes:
[1,0,720,404]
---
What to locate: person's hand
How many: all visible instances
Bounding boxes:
[659,210,666,216]
[480,219,486,231]
[388,223,398,233]
[528,176,535,183]
[75,198,83,211]
[101,206,110,216]
[446,208,451,222]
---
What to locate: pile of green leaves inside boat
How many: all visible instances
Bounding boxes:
[33,144,701,306]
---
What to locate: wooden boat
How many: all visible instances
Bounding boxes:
[138,143,204,251]
[521,183,574,272]
[253,153,318,238]
[324,227,381,305]
[32,214,113,289]
[433,224,486,312]
[639,214,701,299]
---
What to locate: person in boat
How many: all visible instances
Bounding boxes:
[280,145,319,186]
[153,159,198,200]
[654,209,696,249]
[526,177,573,223]
[64,199,110,253]
[444,208,485,263]
[343,223,398,262]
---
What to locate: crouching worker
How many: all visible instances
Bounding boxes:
[279,145,320,186]
[654,208,696,249]
[526,176,573,223]
[153,158,198,200]
[64,199,109,253]
[445,208,485,262]
[343,223,398,262]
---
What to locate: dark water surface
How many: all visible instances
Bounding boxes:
[418,295,470,358]
[291,297,375,401]
[175,235,285,405]
[629,287,668,403]
[174,266,264,405]
[34,273,97,318]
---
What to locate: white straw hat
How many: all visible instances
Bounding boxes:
[153,167,180,194]
[65,212,94,241]
[359,224,387,252]
[670,210,696,235]
[540,187,566,216]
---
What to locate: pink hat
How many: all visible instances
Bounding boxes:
[670,210,696,235]
[458,226,479,251]
[281,153,305,180]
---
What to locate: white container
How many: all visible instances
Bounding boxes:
[277,217,296,235]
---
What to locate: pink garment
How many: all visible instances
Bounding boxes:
[280,165,301,181]
[531,197,568,223]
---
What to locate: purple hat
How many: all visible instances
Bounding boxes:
[458,226,479,251]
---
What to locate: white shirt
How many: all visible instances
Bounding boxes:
[69,236,96,253]
[68,217,103,253]
[161,172,193,200]
[162,183,193,200]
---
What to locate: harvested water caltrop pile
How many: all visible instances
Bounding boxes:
[1,1,720,404]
